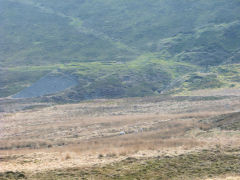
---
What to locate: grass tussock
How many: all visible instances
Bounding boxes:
[1,94,240,179]
[23,149,240,180]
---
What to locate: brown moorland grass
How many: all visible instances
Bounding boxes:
[0,91,240,179]
[2,148,240,180]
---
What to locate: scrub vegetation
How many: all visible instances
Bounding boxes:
[0,0,239,99]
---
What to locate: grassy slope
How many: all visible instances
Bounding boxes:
[0,0,136,66]
[2,149,239,179]
[167,64,240,95]
[0,0,240,98]
[6,56,198,100]
[202,112,240,131]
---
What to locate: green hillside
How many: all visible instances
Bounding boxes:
[0,0,240,99]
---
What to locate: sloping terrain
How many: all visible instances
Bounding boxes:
[28,150,240,180]
[202,112,240,131]
[12,73,77,98]
[1,91,240,179]
[0,0,240,99]
[1,149,240,180]
[165,64,240,94]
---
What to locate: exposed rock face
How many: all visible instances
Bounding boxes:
[12,74,77,98]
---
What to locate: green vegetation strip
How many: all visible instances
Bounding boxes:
[2,149,238,180]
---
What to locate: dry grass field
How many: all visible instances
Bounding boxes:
[0,88,240,179]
